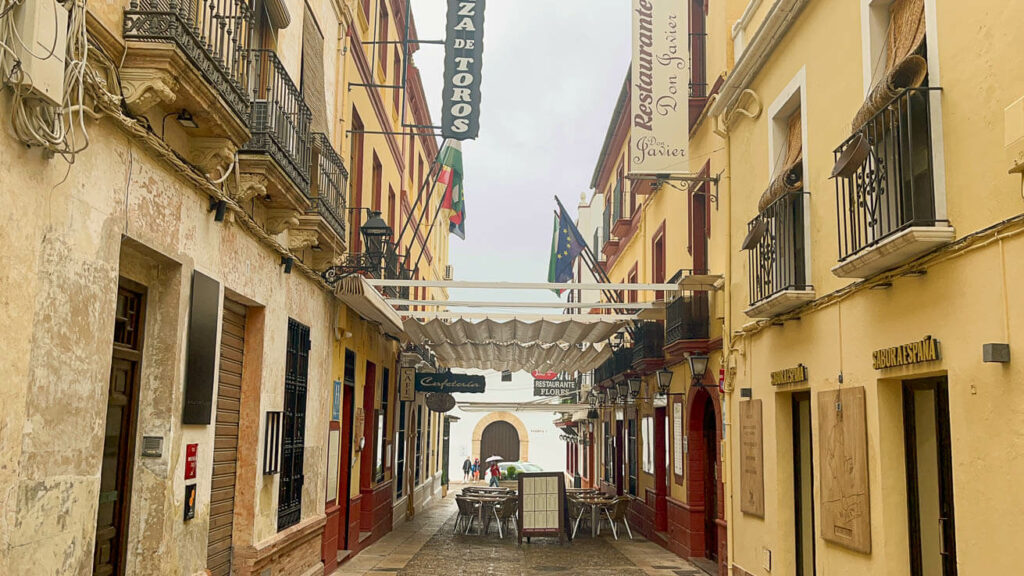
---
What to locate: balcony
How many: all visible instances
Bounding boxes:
[611,180,631,237]
[688,30,709,129]
[663,292,710,361]
[121,0,252,149]
[239,49,312,225]
[832,87,953,278]
[745,191,815,318]
[595,347,635,387]
[294,133,348,269]
[631,321,665,374]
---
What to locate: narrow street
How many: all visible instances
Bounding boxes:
[331,487,706,576]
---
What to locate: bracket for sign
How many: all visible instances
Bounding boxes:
[629,171,725,209]
[360,39,445,45]
[347,129,444,137]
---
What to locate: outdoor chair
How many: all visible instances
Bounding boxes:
[568,498,591,538]
[491,495,519,539]
[599,497,633,540]
[454,496,481,535]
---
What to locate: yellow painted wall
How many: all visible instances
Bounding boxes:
[722,1,1024,575]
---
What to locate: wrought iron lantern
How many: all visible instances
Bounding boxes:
[655,368,674,396]
[360,210,392,270]
[627,377,642,399]
[688,354,710,388]
[607,387,618,403]
[615,380,629,401]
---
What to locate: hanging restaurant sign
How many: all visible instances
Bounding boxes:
[415,372,486,393]
[441,0,486,139]
[630,0,689,174]
[533,377,577,397]
[770,364,808,386]
[872,336,941,370]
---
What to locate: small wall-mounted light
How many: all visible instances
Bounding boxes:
[903,269,927,277]
[615,380,629,400]
[983,343,1011,363]
[208,197,227,222]
[281,256,294,274]
[870,281,893,290]
[688,354,710,388]
[176,108,199,129]
[655,368,674,395]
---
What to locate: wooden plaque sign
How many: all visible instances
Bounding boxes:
[739,400,765,517]
[517,472,566,545]
[818,386,871,554]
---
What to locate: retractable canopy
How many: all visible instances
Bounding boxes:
[402,317,626,373]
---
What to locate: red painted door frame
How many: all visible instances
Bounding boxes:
[339,383,355,551]
[654,406,668,532]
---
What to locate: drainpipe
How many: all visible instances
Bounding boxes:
[719,105,736,574]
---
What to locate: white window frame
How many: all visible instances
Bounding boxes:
[859,0,947,221]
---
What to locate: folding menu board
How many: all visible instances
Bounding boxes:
[517,472,566,545]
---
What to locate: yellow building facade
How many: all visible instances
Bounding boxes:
[715,1,1024,575]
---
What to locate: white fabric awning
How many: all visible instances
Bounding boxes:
[429,341,612,373]
[401,317,625,373]
[403,318,624,346]
[334,276,404,339]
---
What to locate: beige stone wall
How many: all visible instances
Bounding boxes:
[0,106,333,574]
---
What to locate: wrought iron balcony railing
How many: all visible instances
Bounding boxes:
[243,49,312,193]
[833,87,942,262]
[632,321,665,364]
[747,191,810,307]
[309,133,348,241]
[124,0,253,123]
[665,292,710,345]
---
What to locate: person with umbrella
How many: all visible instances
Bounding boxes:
[486,455,503,487]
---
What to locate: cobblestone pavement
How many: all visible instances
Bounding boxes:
[331,489,705,576]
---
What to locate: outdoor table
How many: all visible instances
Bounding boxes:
[570,496,615,537]
[461,494,508,535]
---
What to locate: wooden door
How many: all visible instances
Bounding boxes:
[904,378,957,576]
[94,283,145,576]
[702,399,718,560]
[793,392,816,576]
[339,377,355,550]
[480,421,520,462]
[654,407,668,532]
[206,300,246,576]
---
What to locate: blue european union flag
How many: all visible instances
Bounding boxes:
[547,201,588,286]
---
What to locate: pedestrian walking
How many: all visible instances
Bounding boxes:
[488,462,501,487]
[462,456,472,482]
[472,458,480,481]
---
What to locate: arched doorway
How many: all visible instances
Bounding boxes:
[687,386,720,562]
[480,421,520,462]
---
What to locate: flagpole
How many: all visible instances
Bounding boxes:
[552,200,637,337]
[394,144,445,253]
[412,182,450,273]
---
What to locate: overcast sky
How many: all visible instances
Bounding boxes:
[410,0,630,308]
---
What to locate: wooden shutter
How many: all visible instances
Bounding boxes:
[301,3,329,134]
[278,319,310,531]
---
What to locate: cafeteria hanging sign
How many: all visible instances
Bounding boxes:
[631,0,689,174]
[415,372,486,393]
[441,0,486,140]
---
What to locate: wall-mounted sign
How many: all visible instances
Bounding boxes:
[332,380,341,421]
[425,392,457,413]
[739,400,765,518]
[531,370,558,381]
[399,367,416,401]
[771,364,808,386]
[630,0,689,174]
[184,443,198,480]
[183,271,221,425]
[183,484,197,521]
[415,372,486,393]
[533,378,577,397]
[441,0,485,139]
[872,336,940,370]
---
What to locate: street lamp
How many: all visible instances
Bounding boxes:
[688,354,710,388]
[627,377,642,399]
[615,380,629,402]
[608,387,618,403]
[655,368,674,396]
[360,210,392,271]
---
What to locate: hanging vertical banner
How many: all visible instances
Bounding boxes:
[630,0,689,174]
[441,0,486,139]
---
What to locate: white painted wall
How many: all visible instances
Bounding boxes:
[445,370,568,481]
